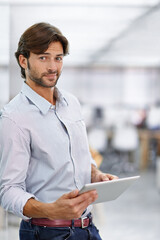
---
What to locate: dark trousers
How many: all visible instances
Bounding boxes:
[19,219,102,240]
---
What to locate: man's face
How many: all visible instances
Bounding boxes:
[25,41,64,88]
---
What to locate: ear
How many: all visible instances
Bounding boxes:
[19,55,28,69]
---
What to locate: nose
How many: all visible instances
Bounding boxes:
[47,59,57,72]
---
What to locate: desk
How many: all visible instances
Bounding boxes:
[106,128,160,170]
[138,129,160,169]
[0,207,6,229]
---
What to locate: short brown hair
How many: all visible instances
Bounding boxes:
[15,22,69,79]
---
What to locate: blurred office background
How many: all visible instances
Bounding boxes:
[0,0,160,239]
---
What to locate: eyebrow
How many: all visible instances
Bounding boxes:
[38,53,64,56]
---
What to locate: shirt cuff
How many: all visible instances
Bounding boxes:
[16,192,37,220]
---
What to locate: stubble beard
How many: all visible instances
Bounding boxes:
[27,60,61,88]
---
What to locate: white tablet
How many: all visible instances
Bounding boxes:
[79,175,140,204]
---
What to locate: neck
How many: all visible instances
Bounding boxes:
[25,80,56,105]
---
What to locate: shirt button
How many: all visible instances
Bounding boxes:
[50,105,55,110]
[75,179,79,184]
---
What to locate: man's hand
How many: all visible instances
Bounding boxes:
[91,164,118,183]
[47,189,98,220]
[23,189,98,220]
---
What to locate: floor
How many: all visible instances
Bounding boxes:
[0,169,160,240]
[93,169,160,240]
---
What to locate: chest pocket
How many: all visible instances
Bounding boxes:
[65,119,89,153]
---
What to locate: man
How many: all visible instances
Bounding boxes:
[0,22,117,240]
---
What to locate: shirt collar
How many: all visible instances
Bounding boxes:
[21,82,68,115]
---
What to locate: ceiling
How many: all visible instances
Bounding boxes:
[1,0,160,67]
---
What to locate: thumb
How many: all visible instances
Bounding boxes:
[65,189,79,199]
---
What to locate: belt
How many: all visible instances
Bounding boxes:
[27,215,92,228]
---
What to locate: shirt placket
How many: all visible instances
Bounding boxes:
[54,110,80,189]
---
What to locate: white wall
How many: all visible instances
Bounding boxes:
[1,3,160,109]
[59,67,160,108]
[0,5,10,107]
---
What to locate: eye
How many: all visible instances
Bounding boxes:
[39,56,46,61]
[56,56,63,62]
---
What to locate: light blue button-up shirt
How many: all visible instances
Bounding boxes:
[0,82,95,219]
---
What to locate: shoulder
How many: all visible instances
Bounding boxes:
[0,93,29,124]
[60,89,81,107]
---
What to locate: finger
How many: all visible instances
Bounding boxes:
[100,174,110,181]
[100,173,119,181]
[76,191,98,213]
[71,190,98,218]
[107,174,119,180]
[76,190,98,205]
[63,189,79,199]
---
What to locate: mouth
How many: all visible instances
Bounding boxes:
[44,73,57,79]
[47,73,57,77]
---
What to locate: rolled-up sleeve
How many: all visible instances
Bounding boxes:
[0,116,35,219]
